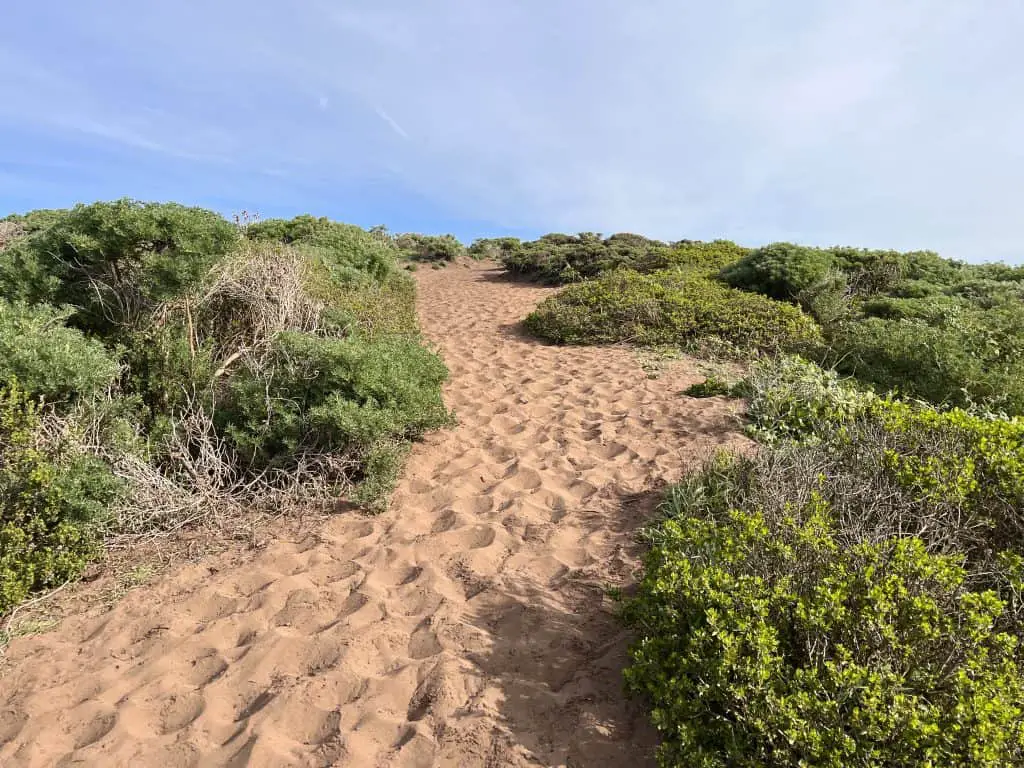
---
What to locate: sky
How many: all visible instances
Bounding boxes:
[2,1,1023,263]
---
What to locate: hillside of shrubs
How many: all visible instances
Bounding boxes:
[506,234,1024,764]
[0,201,450,615]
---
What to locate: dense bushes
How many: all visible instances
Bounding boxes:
[394,233,466,263]
[1,382,123,613]
[524,270,820,353]
[499,231,675,283]
[219,331,448,470]
[625,498,1024,767]
[0,202,450,615]
[246,214,396,283]
[0,200,239,335]
[625,357,1024,766]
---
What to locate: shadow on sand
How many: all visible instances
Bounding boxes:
[458,490,664,766]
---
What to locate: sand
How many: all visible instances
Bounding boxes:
[0,261,748,767]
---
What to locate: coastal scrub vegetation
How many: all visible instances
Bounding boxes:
[0,200,449,614]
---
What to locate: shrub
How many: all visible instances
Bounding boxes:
[743,355,874,442]
[682,376,737,398]
[0,301,121,402]
[218,331,449,475]
[641,239,750,275]
[524,270,821,354]
[623,496,1024,767]
[720,242,837,300]
[246,215,396,283]
[469,237,521,261]
[823,313,1024,413]
[500,232,673,283]
[0,199,239,334]
[1,381,122,613]
[395,233,465,263]
[1,208,68,235]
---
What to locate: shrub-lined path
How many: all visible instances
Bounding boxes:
[0,262,746,767]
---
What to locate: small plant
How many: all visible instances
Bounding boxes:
[682,375,736,398]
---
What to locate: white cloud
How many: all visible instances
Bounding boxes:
[374,107,409,140]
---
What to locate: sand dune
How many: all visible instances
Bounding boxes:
[0,261,749,767]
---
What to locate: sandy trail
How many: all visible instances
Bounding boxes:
[0,261,746,767]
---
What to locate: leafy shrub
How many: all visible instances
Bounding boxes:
[395,233,465,263]
[719,242,837,301]
[469,237,521,261]
[247,215,396,283]
[1,381,122,613]
[641,239,749,275]
[1,208,69,235]
[500,232,673,283]
[524,270,821,354]
[0,301,121,401]
[0,199,239,335]
[218,331,449,474]
[624,495,1024,767]
[824,312,1024,413]
[743,355,873,442]
[682,376,737,398]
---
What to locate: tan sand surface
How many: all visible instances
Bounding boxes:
[0,261,748,767]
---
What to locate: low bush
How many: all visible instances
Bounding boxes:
[0,301,121,402]
[627,356,1024,765]
[247,215,396,283]
[823,312,1024,413]
[500,231,672,283]
[624,494,1024,767]
[1,381,123,613]
[524,270,821,354]
[719,242,837,300]
[743,355,873,442]
[0,200,239,335]
[395,233,465,263]
[682,375,737,398]
[469,237,521,261]
[642,239,750,275]
[218,331,450,473]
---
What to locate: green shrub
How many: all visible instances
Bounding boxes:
[469,237,521,261]
[500,232,673,283]
[824,313,1024,413]
[1,208,69,234]
[0,199,239,335]
[1,382,122,613]
[0,301,121,402]
[218,331,449,472]
[395,233,465,263]
[524,270,821,354]
[624,497,1024,767]
[682,376,737,398]
[247,215,396,283]
[743,355,874,442]
[719,242,837,300]
[641,239,749,275]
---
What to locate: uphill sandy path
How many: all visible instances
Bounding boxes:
[0,261,747,767]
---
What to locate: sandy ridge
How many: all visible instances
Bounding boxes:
[0,261,747,767]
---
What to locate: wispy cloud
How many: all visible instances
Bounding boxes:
[374,107,409,140]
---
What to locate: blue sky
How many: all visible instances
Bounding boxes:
[2,2,1023,262]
